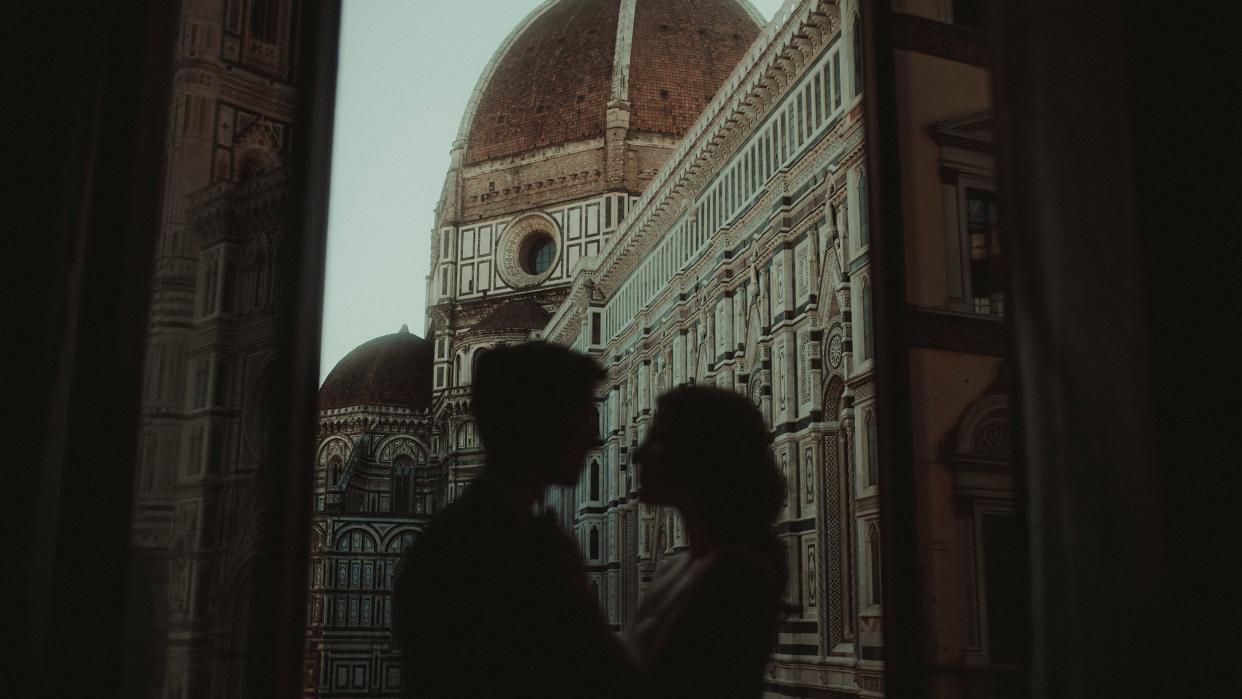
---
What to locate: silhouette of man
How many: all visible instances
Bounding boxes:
[394,342,632,698]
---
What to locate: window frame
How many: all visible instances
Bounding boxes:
[943,168,1000,315]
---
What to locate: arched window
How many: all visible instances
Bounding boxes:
[253,249,267,306]
[857,172,870,248]
[868,521,882,605]
[201,257,219,316]
[589,527,600,560]
[141,433,157,491]
[392,455,414,514]
[327,455,342,487]
[589,460,601,501]
[454,355,461,385]
[866,411,878,486]
[862,280,874,360]
[589,407,601,445]
[455,421,476,450]
[471,347,489,384]
[249,0,280,44]
[853,13,864,97]
[336,529,376,553]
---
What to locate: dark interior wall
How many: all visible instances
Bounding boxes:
[864,0,1240,695]
[13,1,342,696]
[1122,3,1239,695]
[988,1,1239,697]
[13,1,176,695]
[991,2,1159,694]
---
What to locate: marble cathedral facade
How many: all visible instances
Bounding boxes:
[305,0,1013,695]
[129,0,303,697]
[540,2,884,694]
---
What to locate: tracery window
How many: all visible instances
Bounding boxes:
[868,521,882,605]
[185,424,206,478]
[857,171,870,249]
[589,460,601,501]
[861,280,874,360]
[392,455,414,514]
[589,526,600,560]
[249,0,280,44]
[455,421,477,450]
[833,52,843,109]
[327,455,342,487]
[141,433,157,491]
[192,359,211,409]
[853,14,864,98]
[201,255,220,317]
[472,347,489,383]
[866,411,878,486]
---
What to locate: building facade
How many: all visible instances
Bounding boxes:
[305,1,1014,698]
[540,3,878,694]
[128,0,305,697]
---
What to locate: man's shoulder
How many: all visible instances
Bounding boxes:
[411,483,520,557]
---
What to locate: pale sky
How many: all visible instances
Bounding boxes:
[320,0,788,383]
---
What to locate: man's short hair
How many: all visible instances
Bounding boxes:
[471,342,604,467]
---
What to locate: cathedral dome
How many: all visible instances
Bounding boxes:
[320,326,433,411]
[462,0,765,166]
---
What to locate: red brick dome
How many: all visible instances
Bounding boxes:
[463,0,764,166]
[320,326,433,411]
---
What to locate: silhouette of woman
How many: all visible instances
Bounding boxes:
[629,385,787,698]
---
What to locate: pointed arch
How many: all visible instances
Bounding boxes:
[865,410,878,486]
[861,277,874,360]
[867,520,882,605]
[852,12,864,98]
[589,459,601,501]
[374,435,430,464]
[334,527,379,553]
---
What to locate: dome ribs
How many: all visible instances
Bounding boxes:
[628,0,762,137]
[461,0,762,167]
[464,0,621,165]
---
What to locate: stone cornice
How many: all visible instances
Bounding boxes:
[460,137,606,178]
[217,72,297,120]
[545,258,601,345]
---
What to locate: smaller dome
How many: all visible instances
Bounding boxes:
[320,326,433,411]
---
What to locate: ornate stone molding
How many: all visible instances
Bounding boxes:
[494,211,562,289]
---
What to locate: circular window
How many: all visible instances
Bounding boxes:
[522,234,556,275]
[496,212,561,288]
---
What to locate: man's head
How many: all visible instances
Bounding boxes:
[472,342,604,487]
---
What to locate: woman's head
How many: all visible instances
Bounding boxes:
[635,385,783,539]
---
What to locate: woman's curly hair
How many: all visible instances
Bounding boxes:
[652,385,786,566]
